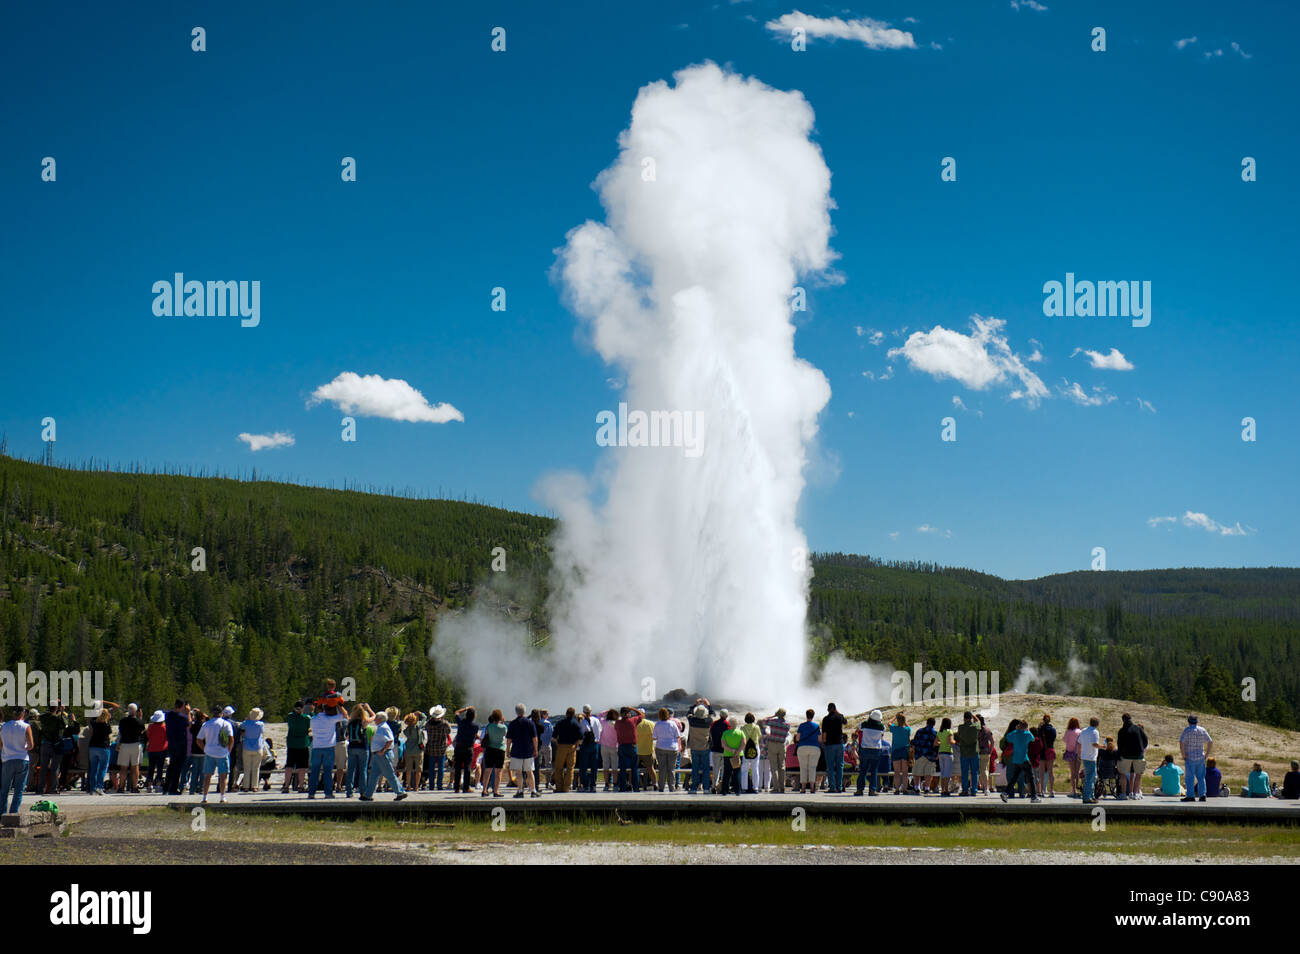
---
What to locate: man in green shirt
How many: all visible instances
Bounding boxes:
[955,711,981,797]
[281,701,313,793]
[38,705,70,794]
[719,726,745,795]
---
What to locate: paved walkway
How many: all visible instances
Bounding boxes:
[30,787,1300,823]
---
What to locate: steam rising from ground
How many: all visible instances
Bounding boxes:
[438,62,892,712]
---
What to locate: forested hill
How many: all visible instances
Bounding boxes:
[1,457,1297,727]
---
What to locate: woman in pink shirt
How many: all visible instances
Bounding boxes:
[1063,717,1082,796]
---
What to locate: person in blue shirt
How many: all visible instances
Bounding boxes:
[888,714,912,795]
[1152,755,1185,796]
[1000,720,1041,803]
[1247,763,1271,798]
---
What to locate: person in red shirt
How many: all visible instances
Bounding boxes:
[614,707,642,792]
[145,711,169,792]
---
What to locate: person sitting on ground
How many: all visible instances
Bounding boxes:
[1247,763,1271,798]
[1152,754,1184,797]
[1279,760,1300,800]
[1204,757,1225,798]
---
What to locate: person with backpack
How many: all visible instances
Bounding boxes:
[344,704,374,798]
[738,712,761,794]
[401,712,425,791]
[1037,713,1057,797]
[361,711,408,802]
[718,722,746,796]
[197,707,235,805]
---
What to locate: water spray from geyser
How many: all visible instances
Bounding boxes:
[437,62,895,712]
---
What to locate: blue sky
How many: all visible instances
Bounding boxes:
[2,0,1296,579]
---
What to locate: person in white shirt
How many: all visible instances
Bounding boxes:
[1,708,35,814]
[1077,717,1103,804]
[362,711,408,802]
[308,704,349,799]
[198,711,235,804]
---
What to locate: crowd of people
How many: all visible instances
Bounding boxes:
[4,685,1300,814]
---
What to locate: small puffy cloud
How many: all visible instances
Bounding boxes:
[862,365,894,382]
[888,315,1047,406]
[1205,48,1224,58]
[1136,397,1157,414]
[1231,41,1252,59]
[1174,36,1197,50]
[765,11,917,49]
[1010,0,1048,11]
[308,372,464,423]
[238,431,294,452]
[1072,346,1134,370]
[889,530,900,540]
[1147,516,1177,529]
[1059,380,1116,406]
[917,524,952,538]
[854,326,885,345]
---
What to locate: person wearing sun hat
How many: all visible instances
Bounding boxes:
[423,705,451,791]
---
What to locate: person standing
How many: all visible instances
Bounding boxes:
[1062,717,1082,797]
[506,703,541,799]
[552,707,582,793]
[451,706,479,793]
[1178,715,1213,802]
[239,708,265,793]
[577,706,600,793]
[820,703,848,794]
[762,708,790,793]
[936,717,956,796]
[854,709,886,796]
[999,720,1041,803]
[1037,713,1057,797]
[87,710,113,795]
[197,707,235,805]
[163,700,191,795]
[344,704,373,797]
[653,708,682,792]
[955,711,981,797]
[116,704,145,794]
[144,711,168,792]
[424,705,451,791]
[635,708,657,792]
[307,702,347,799]
[1115,713,1148,801]
[796,709,821,794]
[599,708,620,791]
[888,713,912,795]
[1077,717,1102,804]
[281,700,312,794]
[686,704,714,794]
[708,709,730,793]
[912,718,939,794]
[0,707,34,813]
[37,703,69,795]
[718,722,746,796]
[361,711,408,801]
[480,710,508,797]
[738,713,761,794]
[977,715,994,794]
[614,708,642,793]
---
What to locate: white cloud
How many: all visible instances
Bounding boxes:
[1205,48,1224,58]
[238,431,294,452]
[1181,511,1252,536]
[888,530,900,540]
[1059,380,1117,406]
[1231,41,1253,59]
[887,315,1048,406]
[1010,0,1048,11]
[1175,36,1197,50]
[765,11,917,49]
[1136,397,1156,414]
[308,372,464,423]
[1072,346,1134,370]
[862,365,894,381]
[1148,511,1254,536]
[855,326,885,345]
[917,524,953,538]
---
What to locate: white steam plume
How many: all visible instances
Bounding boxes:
[438,62,891,712]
